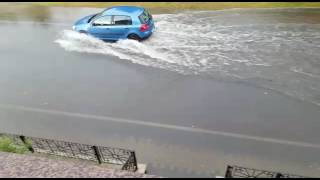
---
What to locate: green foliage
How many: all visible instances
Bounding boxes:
[25,2,320,14]
[31,2,320,10]
[0,136,29,154]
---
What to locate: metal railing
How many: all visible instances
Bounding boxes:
[1,133,138,172]
[225,165,309,178]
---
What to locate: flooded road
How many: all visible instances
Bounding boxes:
[56,8,320,107]
[1,4,320,177]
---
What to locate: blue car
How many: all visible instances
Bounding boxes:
[72,6,155,41]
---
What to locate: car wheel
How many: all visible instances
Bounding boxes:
[128,34,142,41]
[79,30,87,34]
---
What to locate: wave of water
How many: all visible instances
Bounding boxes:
[55,11,320,106]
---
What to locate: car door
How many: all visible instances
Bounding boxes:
[88,15,113,39]
[108,15,132,39]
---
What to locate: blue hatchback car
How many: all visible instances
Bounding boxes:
[73,6,155,41]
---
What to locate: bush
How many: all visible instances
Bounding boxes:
[0,136,29,154]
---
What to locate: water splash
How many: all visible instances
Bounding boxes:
[55,11,320,107]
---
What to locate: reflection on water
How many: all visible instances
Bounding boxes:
[23,5,50,22]
[0,3,50,22]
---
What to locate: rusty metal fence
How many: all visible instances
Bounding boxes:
[1,133,138,172]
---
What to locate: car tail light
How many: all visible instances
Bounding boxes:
[140,23,149,32]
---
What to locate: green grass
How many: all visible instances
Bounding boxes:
[30,2,320,13]
[0,136,30,154]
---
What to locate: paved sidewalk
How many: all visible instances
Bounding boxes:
[0,152,161,178]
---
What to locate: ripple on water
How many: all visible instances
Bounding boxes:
[55,10,320,107]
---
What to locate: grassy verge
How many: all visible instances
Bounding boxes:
[30,2,320,11]
[0,135,30,154]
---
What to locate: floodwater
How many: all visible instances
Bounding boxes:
[1,4,320,177]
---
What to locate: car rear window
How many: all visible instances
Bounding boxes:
[139,10,152,24]
[113,15,132,25]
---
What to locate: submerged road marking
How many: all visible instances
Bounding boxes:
[0,103,320,149]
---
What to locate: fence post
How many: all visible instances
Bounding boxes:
[225,165,233,178]
[92,146,102,164]
[275,173,283,178]
[19,136,34,153]
[131,151,138,171]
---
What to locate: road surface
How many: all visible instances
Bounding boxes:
[0,5,320,177]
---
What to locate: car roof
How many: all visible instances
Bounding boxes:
[101,6,145,16]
